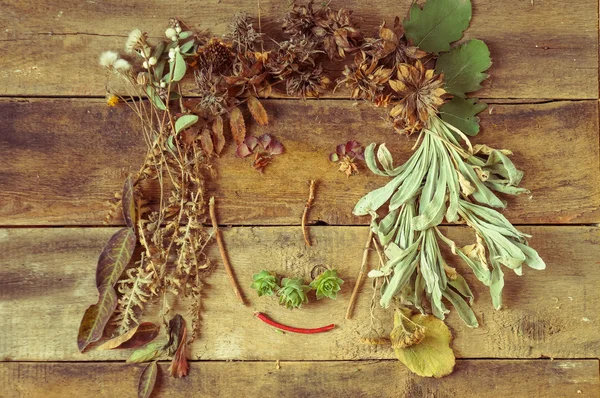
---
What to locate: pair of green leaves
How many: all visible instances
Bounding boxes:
[77,176,137,352]
[404,0,491,136]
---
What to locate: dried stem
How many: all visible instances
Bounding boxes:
[209,196,246,305]
[302,180,317,246]
[345,228,373,320]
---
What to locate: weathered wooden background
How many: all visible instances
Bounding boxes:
[0,0,599,396]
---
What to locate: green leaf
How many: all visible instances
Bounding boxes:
[77,285,118,352]
[435,39,492,98]
[394,314,456,377]
[175,114,199,134]
[95,227,136,289]
[440,97,488,136]
[171,52,187,82]
[179,40,195,54]
[121,175,136,229]
[442,288,478,327]
[178,31,192,39]
[127,342,164,363]
[146,86,166,111]
[353,173,404,216]
[403,0,472,53]
[138,361,158,398]
[152,41,165,60]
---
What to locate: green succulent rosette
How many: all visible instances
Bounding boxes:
[250,270,280,297]
[277,277,311,309]
[309,269,344,300]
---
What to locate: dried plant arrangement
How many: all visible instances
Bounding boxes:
[75,0,545,394]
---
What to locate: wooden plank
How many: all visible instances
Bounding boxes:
[0,0,597,99]
[0,360,597,397]
[0,99,598,226]
[0,226,597,361]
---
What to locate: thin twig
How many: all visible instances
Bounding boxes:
[301,180,316,246]
[209,196,246,305]
[345,229,373,320]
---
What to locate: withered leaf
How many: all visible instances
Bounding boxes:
[230,106,246,145]
[77,285,118,352]
[169,325,189,378]
[165,314,185,356]
[138,361,158,398]
[199,129,214,156]
[97,322,160,350]
[95,227,136,289]
[247,96,268,126]
[121,175,136,229]
[212,116,226,155]
[127,342,164,363]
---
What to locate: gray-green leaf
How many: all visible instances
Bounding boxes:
[403,0,472,53]
[435,39,492,98]
[175,114,199,134]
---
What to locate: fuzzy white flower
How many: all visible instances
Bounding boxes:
[171,35,178,42]
[99,51,119,67]
[113,58,132,71]
[148,56,157,66]
[159,81,166,88]
[175,26,182,34]
[125,29,143,54]
[165,27,177,39]
[142,61,149,69]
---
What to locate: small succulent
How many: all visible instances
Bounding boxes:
[329,141,364,177]
[277,277,311,309]
[309,269,344,300]
[250,270,280,297]
[236,134,285,172]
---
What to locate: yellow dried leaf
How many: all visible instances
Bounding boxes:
[230,106,246,144]
[247,96,268,126]
[393,313,455,378]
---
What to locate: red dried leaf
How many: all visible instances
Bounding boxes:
[212,116,225,155]
[200,129,214,156]
[138,361,158,398]
[244,136,259,151]
[336,144,346,156]
[121,175,136,229]
[169,326,189,378]
[97,322,160,350]
[230,106,246,144]
[95,228,136,289]
[268,140,284,156]
[77,285,118,352]
[258,134,272,149]
[247,96,269,126]
[236,143,252,158]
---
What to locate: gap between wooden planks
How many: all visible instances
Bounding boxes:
[0,226,597,362]
[0,99,598,226]
[0,360,598,397]
[0,0,597,99]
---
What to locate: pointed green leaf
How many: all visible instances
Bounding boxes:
[440,97,488,136]
[95,227,136,289]
[443,288,478,327]
[175,114,199,134]
[171,52,187,82]
[77,285,118,352]
[403,0,472,53]
[127,342,165,363]
[435,39,492,98]
[138,361,158,398]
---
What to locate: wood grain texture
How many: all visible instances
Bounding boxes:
[0,99,598,226]
[0,360,598,397]
[0,226,597,361]
[0,0,597,98]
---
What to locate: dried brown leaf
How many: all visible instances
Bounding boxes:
[95,227,136,289]
[212,116,226,154]
[247,96,268,126]
[97,322,160,350]
[122,175,136,229]
[127,341,164,363]
[169,326,189,378]
[230,106,246,144]
[200,129,215,156]
[77,286,118,352]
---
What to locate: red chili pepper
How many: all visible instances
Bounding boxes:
[254,312,335,334]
